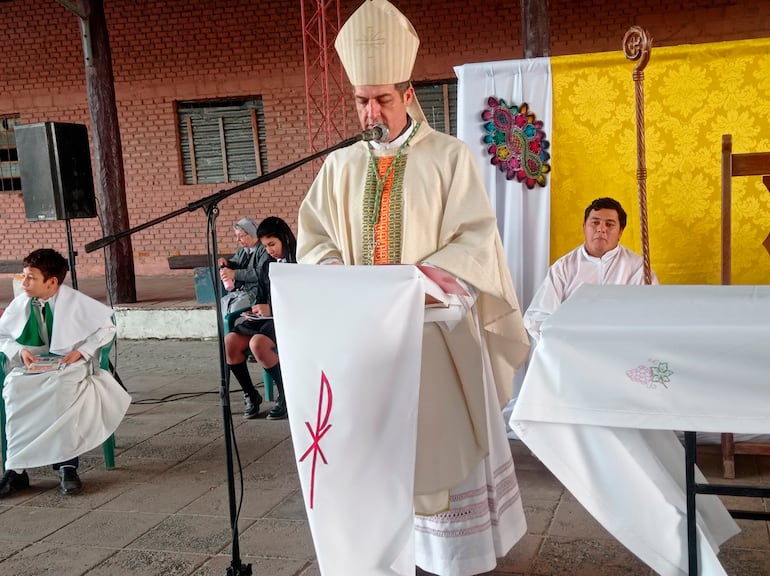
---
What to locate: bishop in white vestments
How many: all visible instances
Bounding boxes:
[295,1,531,574]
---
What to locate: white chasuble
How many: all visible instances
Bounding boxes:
[271,264,425,576]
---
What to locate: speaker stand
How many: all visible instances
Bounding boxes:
[65,218,79,290]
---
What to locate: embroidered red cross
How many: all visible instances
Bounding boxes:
[299,370,333,509]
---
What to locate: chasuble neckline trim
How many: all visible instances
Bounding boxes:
[361,123,419,265]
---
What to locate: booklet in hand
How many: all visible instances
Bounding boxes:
[25,355,65,374]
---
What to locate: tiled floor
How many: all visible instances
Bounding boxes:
[0,339,767,574]
[0,276,768,575]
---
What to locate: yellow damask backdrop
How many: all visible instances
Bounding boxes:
[550,38,770,284]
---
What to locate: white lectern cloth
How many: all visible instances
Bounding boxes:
[271,264,425,576]
[510,284,770,575]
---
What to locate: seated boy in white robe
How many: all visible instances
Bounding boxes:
[0,248,131,497]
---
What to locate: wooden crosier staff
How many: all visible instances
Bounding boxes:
[623,26,653,285]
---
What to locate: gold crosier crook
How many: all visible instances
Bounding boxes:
[623,26,653,286]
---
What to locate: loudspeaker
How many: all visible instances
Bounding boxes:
[16,122,97,221]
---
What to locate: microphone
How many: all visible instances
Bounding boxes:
[361,124,389,143]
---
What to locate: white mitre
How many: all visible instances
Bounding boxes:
[334,0,419,85]
[335,0,426,123]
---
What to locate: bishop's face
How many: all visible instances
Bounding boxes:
[354,84,414,143]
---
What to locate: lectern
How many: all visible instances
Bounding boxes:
[270,264,464,576]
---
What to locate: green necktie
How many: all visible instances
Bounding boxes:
[43,300,53,344]
[34,299,52,345]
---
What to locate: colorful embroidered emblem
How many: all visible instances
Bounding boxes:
[626,360,674,389]
[481,97,551,188]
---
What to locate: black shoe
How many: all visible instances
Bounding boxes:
[58,466,82,495]
[0,470,29,498]
[243,392,262,419]
[266,402,288,420]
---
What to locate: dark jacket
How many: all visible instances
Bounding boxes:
[224,243,269,303]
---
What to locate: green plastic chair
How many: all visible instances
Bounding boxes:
[0,342,117,473]
[224,307,274,401]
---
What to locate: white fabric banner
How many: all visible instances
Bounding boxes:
[454,57,552,313]
[455,58,553,408]
[271,264,425,576]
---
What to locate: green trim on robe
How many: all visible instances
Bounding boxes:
[16,300,45,347]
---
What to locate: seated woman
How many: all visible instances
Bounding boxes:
[219,217,267,418]
[218,217,266,301]
[224,216,296,420]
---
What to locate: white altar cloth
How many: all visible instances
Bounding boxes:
[511,284,770,576]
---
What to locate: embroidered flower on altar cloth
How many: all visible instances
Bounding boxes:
[481,97,551,188]
[626,360,673,389]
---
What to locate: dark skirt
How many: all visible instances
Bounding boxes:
[231,316,277,344]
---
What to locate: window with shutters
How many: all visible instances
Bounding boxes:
[413,81,457,136]
[0,115,21,193]
[177,99,268,185]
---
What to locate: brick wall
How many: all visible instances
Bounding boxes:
[1,0,768,276]
[548,0,770,55]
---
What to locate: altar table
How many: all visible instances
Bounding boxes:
[511,284,770,575]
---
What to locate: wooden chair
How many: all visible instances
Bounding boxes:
[0,342,117,472]
[720,134,770,478]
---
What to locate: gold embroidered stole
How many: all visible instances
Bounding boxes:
[362,155,407,264]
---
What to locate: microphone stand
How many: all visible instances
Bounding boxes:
[85,133,363,576]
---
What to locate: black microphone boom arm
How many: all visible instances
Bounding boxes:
[85,132,362,253]
[82,129,370,576]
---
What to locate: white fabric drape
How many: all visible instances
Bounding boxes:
[4,359,131,469]
[270,264,425,576]
[510,284,767,575]
[455,58,552,410]
[454,57,552,313]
